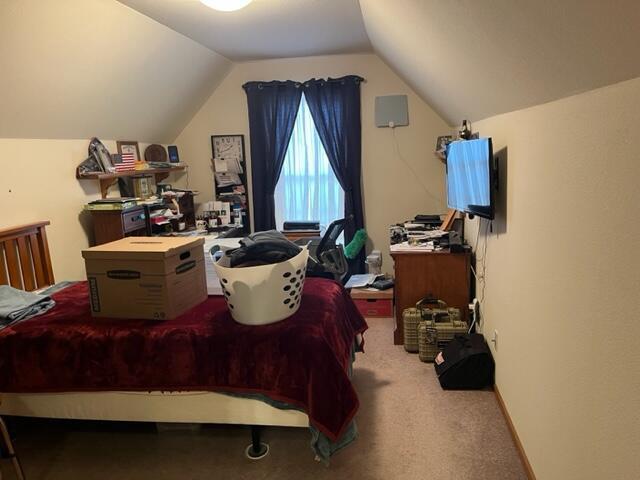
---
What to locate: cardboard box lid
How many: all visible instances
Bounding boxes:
[82,236,205,260]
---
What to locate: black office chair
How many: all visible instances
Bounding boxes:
[295,217,350,282]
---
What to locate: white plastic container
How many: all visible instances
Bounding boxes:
[366,249,382,275]
[213,247,309,325]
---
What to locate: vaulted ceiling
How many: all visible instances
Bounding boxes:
[359,0,640,124]
[120,0,640,125]
[3,0,640,143]
[117,0,372,61]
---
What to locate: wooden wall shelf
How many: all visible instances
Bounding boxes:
[77,166,186,198]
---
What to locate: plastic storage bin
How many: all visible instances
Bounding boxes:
[353,298,393,317]
[213,247,309,325]
[350,287,393,318]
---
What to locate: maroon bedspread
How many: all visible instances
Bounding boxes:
[0,278,367,440]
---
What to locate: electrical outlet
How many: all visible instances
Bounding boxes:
[491,330,498,350]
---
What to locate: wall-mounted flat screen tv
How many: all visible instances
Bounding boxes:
[446,138,495,219]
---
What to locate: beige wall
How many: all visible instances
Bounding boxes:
[0,0,227,282]
[0,0,231,143]
[174,53,451,272]
[0,139,182,281]
[1,53,449,281]
[467,78,640,480]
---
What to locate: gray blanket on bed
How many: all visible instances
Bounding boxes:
[0,285,55,329]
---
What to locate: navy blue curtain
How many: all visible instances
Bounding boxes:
[303,76,365,272]
[243,80,302,232]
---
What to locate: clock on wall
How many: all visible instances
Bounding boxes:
[210,134,251,235]
[211,134,245,162]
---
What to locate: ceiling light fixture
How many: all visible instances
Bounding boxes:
[200,0,253,12]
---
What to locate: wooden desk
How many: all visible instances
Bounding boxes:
[90,206,148,246]
[89,193,197,245]
[391,249,470,345]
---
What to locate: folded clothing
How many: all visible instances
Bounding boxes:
[228,230,302,267]
[0,285,56,329]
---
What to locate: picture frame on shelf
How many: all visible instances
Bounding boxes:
[133,175,153,199]
[117,140,142,166]
[440,208,458,231]
[435,135,454,161]
[167,145,180,164]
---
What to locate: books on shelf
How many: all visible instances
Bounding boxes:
[84,203,138,211]
[84,197,140,211]
[146,162,173,169]
[89,197,139,204]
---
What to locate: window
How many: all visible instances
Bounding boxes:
[274,95,344,230]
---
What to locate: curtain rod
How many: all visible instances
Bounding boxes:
[243,76,366,91]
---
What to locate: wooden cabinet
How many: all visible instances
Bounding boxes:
[391,250,470,345]
[90,206,148,245]
[90,193,197,245]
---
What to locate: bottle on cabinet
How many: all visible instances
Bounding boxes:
[458,120,472,140]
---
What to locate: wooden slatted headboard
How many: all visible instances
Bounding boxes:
[0,221,55,291]
[1,222,51,480]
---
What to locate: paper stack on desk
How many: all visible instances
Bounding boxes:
[213,157,243,174]
[344,273,378,289]
[390,241,440,252]
[203,237,241,296]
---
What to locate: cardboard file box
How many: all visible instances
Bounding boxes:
[82,237,206,320]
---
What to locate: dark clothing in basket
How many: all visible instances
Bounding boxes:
[228,230,301,267]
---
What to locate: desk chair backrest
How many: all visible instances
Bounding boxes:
[316,217,349,259]
[308,217,351,282]
[0,221,55,291]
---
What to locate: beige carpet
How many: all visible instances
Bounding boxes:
[1,317,527,480]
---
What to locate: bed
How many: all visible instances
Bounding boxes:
[0,222,367,461]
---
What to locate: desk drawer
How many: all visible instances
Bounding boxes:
[353,298,393,317]
[122,209,146,233]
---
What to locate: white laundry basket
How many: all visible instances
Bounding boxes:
[213,247,309,325]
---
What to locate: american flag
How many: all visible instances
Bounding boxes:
[115,153,136,172]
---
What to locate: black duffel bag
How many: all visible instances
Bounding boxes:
[434,333,495,390]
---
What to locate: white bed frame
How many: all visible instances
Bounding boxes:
[0,391,308,427]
